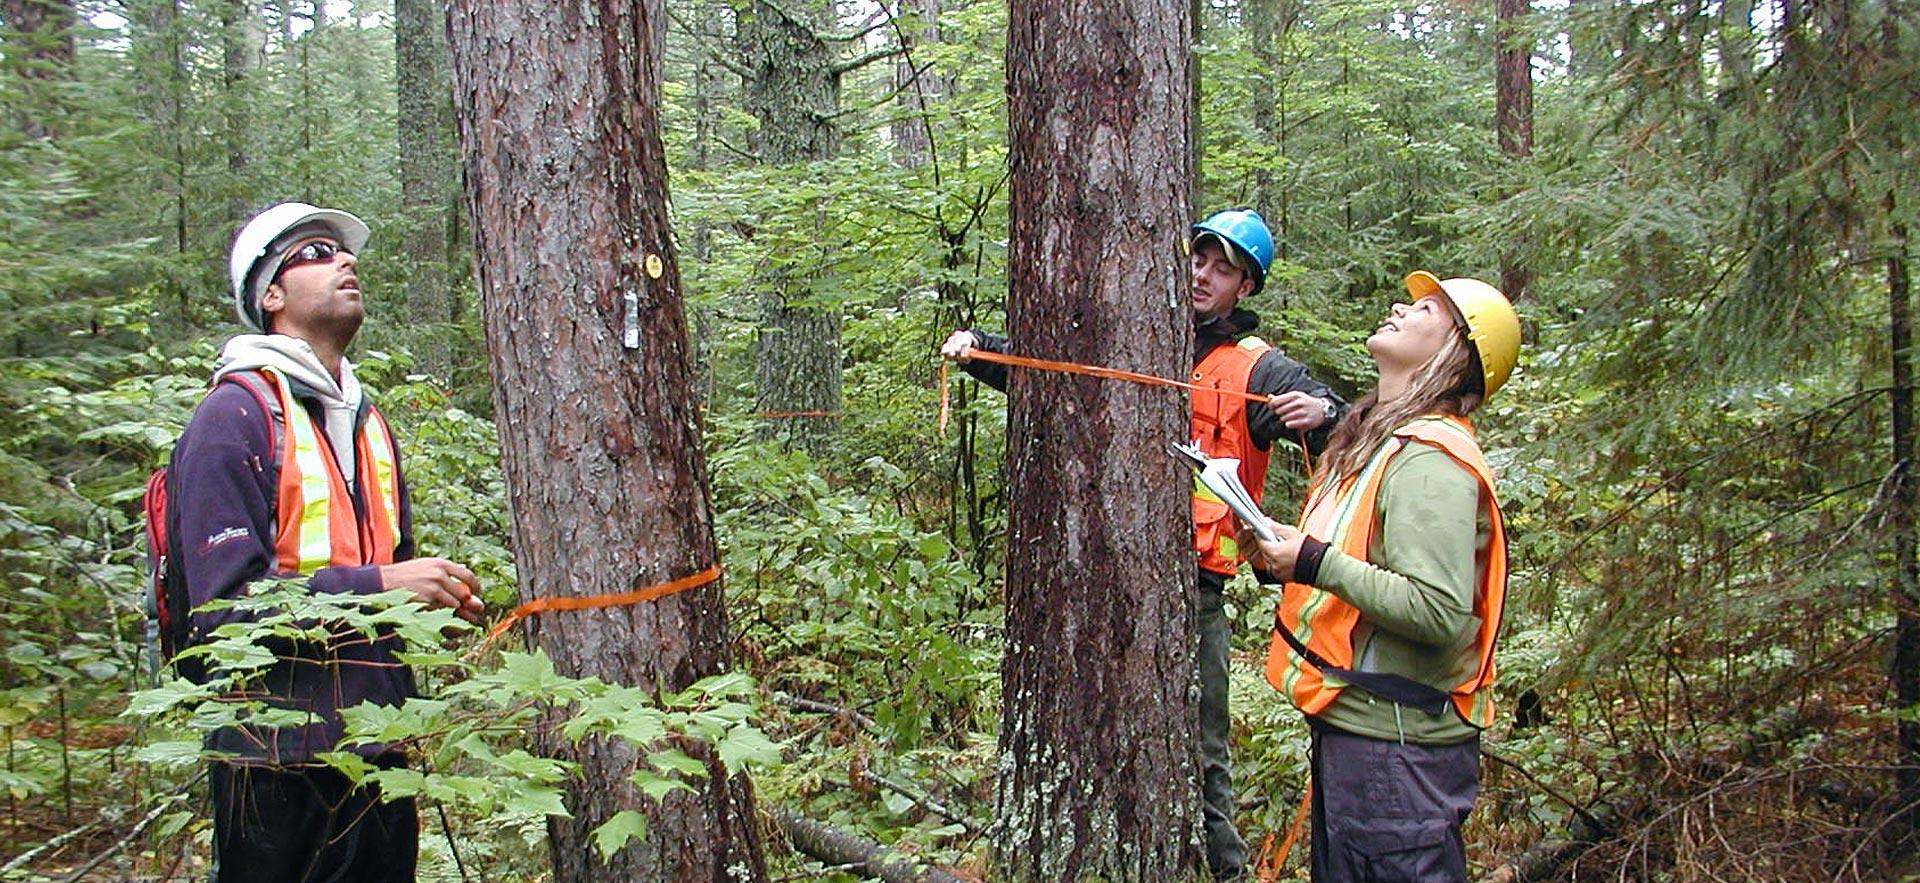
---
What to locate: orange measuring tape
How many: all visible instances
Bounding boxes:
[468,564,724,659]
[1255,779,1313,882]
[937,348,1318,482]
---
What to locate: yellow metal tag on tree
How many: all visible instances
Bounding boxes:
[645,253,663,279]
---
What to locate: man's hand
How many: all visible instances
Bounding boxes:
[1237,520,1307,581]
[938,330,978,364]
[379,557,485,624]
[1267,391,1334,431]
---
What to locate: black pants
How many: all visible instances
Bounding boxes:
[1308,722,1479,883]
[1198,568,1248,878]
[210,758,418,883]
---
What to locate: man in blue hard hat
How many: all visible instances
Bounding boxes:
[941,209,1346,879]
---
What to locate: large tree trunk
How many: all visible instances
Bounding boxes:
[1889,207,1919,837]
[995,0,1199,876]
[1495,0,1533,301]
[891,0,943,169]
[738,0,843,450]
[393,0,458,379]
[127,0,193,329]
[446,1,767,880]
[219,0,261,222]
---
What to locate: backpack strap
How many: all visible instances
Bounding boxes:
[157,371,286,683]
[217,371,284,465]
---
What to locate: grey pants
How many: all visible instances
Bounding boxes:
[1308,722,1479,883]
[1198,569,1248,879]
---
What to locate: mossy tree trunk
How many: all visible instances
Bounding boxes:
[995,0,1201,875]
[1495,0,1532,301]
[736,0,844,450]
[393,0,458,380]
[446,0,767,878]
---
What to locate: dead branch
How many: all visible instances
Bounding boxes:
[773,807,972,883]
[774,690,884,738]
[1477,701,1839,883]
[50,772,204,883]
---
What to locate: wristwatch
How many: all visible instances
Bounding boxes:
[1319,397,1338,424]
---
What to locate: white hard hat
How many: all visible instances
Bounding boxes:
[228,203,369,332]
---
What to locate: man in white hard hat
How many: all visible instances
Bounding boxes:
[163,203,483,881]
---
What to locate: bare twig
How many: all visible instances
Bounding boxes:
[52,771,205,883]
[870,772,981,835]
[772,690,884,738]
[0,819,99,876]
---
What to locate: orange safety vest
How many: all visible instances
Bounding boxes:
[1190,336,1274,575]
[256,367,403,576]
[1264,415,1507,727]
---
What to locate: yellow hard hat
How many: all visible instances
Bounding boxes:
[1404,271,1521,398]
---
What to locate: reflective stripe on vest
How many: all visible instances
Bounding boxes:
[1190,336,1273,575]
[258,367,402,576]
[1264,415,1508,727]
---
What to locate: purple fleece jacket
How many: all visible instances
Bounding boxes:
[170,378,416,764]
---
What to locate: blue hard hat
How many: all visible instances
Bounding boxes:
[1191,209,1275,294]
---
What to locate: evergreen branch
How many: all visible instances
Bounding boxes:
[825,60,933,120]
[1543,386,1893,573]
[665,6,754,80]
[716,134,760,163]
[831,44,908,77]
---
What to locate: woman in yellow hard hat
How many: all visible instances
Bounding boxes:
[1240,271,1519,882]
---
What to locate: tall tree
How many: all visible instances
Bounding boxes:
[736,0,846,450]
[995,0,1199,875]
[218,0,261,221]
[890,0,943,169]
[445,0,767,879]
[393,0,458,378]
[1880,0,1919,835]
[1495,0,1533,301]
[1,0,77,138]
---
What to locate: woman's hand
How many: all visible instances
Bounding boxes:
[1237,520,1306,580]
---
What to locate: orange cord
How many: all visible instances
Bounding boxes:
[466,564,724,660]
[1255,777,1313,883]
[937,361,951,438]
[963,348,1274,404]
[937,349,1320,482]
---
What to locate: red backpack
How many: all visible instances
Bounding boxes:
[142,371,283,682]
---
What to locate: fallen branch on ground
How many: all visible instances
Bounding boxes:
[1477,701,1838,883]
[773,807,974,883]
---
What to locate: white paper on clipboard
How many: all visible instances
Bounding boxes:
[1167,441,1276,542]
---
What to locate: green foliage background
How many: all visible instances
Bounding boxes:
[2,0,1918,880]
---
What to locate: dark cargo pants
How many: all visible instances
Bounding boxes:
[1198,568,1248,879]
[1308,722,1479,883]
[210,756,418,883]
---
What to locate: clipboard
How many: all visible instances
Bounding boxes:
[1168,441,1276,542]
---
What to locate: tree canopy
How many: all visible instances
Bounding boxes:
[1,0,1917,879]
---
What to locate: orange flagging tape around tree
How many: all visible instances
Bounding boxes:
[467,564,724,660]
[937,349,1318,484]
[1255,777,1313,883]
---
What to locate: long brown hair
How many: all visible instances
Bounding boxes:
[1318,330,1483,485]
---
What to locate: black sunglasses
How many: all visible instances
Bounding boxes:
[275,240,351,276]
